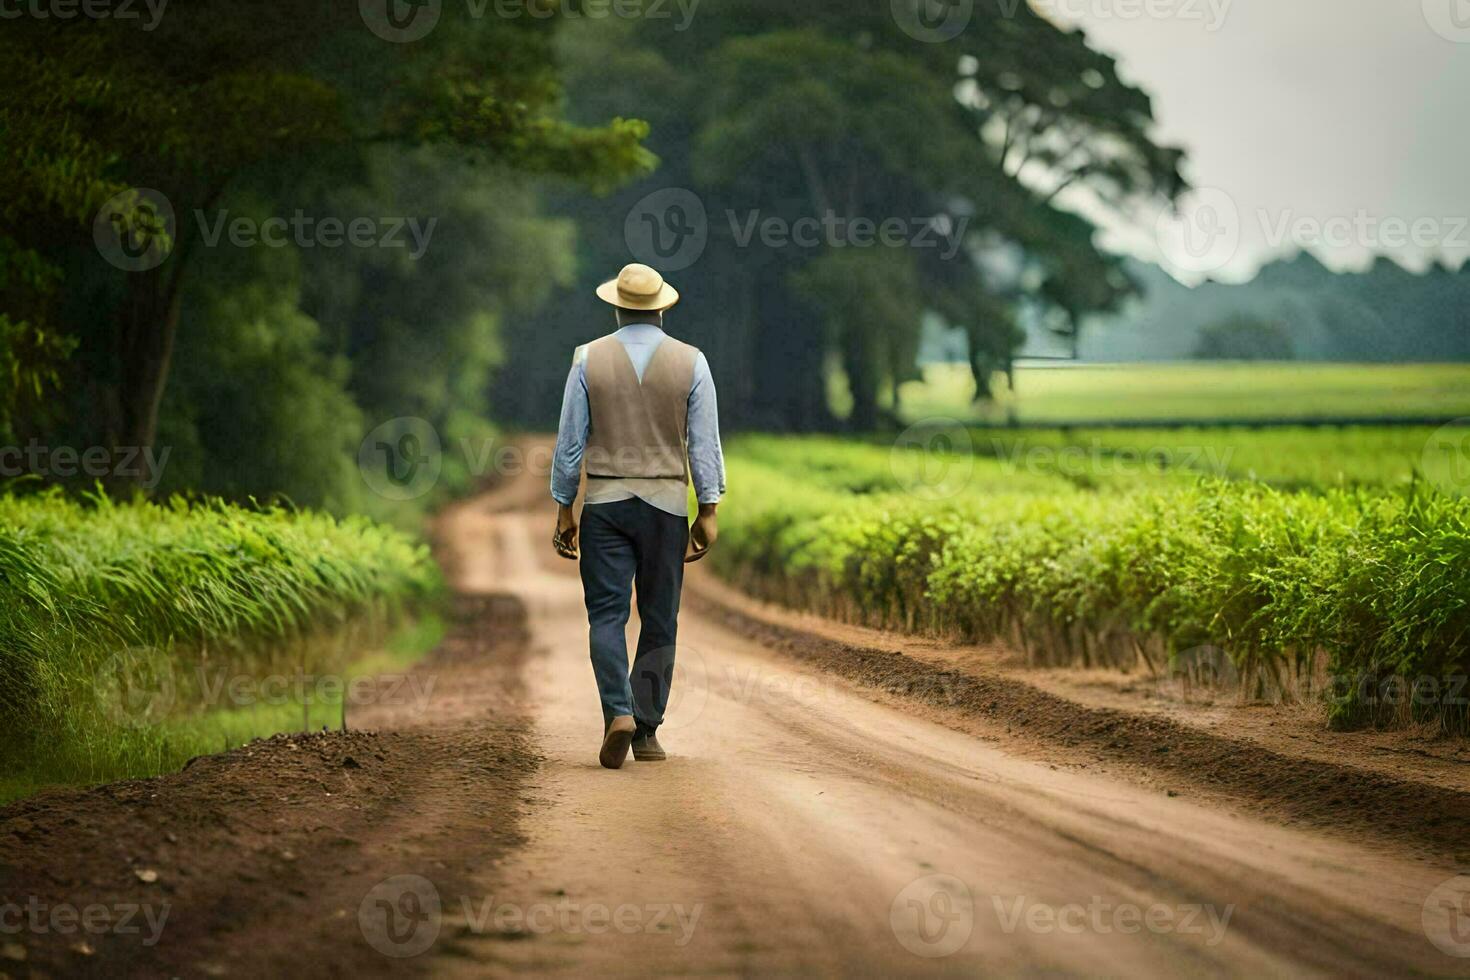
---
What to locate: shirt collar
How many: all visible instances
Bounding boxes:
[615,322,666,342]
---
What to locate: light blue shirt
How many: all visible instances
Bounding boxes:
[551,323,726,516]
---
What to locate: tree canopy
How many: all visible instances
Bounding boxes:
[3,0,1188,507]
[0,1,650,491]
[496,1,1185,431]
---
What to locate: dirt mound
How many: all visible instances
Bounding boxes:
[0,594,535,978]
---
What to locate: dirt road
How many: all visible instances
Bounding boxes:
[430,487,1466,977]
[4,476,1468,977]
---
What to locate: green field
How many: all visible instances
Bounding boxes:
[898,362,1470,424]
[0,493,441,801]
[717,428,1470,732]
[960,425,1470,492]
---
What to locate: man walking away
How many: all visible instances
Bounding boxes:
[549,263,725,770]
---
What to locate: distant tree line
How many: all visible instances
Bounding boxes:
[1083,253,1470,363]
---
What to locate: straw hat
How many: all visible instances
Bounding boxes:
[595,263,680,311]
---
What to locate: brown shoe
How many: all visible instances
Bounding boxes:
[599,715,636,770]
[631,731,666,762]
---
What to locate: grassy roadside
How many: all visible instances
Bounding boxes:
[0,491,442,802]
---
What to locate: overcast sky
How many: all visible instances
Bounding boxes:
[1040,0,1470,282]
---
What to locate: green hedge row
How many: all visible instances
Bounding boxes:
[714,449,1470,730]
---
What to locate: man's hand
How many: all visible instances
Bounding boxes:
[686,503,718,563]
[553,503,579,560]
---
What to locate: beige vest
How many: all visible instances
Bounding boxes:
[583,334,699,482]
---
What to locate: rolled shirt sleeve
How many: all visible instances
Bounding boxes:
[686,351,726,505]
[550,349,590,506]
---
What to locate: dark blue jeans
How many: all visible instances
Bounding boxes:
[578,497,688,734]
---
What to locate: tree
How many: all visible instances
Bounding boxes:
[498,1,1184,430]
[0,4,650,483]
[794,249,926,429]
[1193,315,1295,361]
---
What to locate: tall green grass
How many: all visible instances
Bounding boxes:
[715,439,1470,732]
[0,491,441,799]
